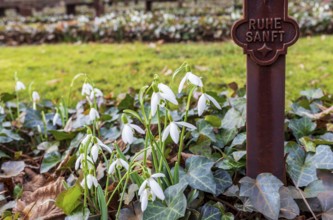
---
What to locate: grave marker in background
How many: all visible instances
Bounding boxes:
[232,0,299,181]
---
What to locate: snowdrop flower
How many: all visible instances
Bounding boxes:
[52,112,60,126]
[197,93,222,116]
[89,88,103,100]
[162,121,196,144]
[90,144,99,162]
[138,173,165,211]
[151,83,178,116]
[15,81,26,92]
[108,158,129,174]
[32,91,40,103]
[122,123,145,145]
[80,174,98,189]
[178,72,203,93]
[89,108,100,121]
[81,83,93,96]
[75,154,94,170]
[0,106,4,114]
[94,136,113,153]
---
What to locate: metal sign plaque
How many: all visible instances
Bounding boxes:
[232,0,299,66]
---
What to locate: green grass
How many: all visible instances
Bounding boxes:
[0,36,332,103]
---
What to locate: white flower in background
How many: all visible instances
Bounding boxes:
[151,83,178,116]
[162,121,196,144]
[32,91,40,103]
[178,72,203,93]
[122,123,145,145]
[15,81,26,92]
[0,106,4,114]
[75,154,94,170]
[80,174,98,189]
[197,93,222,116]
[52,113,60,126]
[94,136,113,153]
[89,108,100,121]
[108,158,129,174]
[82,83,93,96]
[89,88,103,100]
[138,173,166,211]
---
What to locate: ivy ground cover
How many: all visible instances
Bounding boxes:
[0,36,333,102]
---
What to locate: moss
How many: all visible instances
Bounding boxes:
[0,36,332,102]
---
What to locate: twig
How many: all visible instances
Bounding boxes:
[307,213,322,220]
[291,179,318,220]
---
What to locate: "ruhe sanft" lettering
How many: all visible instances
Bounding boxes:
[246,18,285,43]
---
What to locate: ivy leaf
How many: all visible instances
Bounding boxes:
[192,119,216,142]
[40,151,62,173]
[0,161,25,178]
[221,108,245,130]
[214,169,232,196]
[239,173,283,220]
[215,128,238,148]
[287,145,333,187]
[185,156,216,194]
[288,117,316,140]
[0,150,9,159]
[230,133,246,148]
[201,203,222,220]
[49,130,77,141]
[318,192,333,220]
[279,187,300,219]
[189,136,212,157]
[56,184,82,215]
[144,183,187,220]
[300,88,324,101]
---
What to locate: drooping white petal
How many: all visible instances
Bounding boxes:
[82,83,93,96]
[15,81,26,92]
[151,92,160,116]
[170,122,180,144]
[32,91,40,103]
[198,94,207,116]
[0,106,4,114]
[89,108,100,121]
[91,144,99,162]
[178,73,188,93]
[162,124,171,141]
[129,124,145,134]
[151,173,166,178]
[119,159,129,170]
[75,154,83,170]
[97,138,112,153]
[149,179,165,200]
[81,134,92,146]
[108,161,117,174]
[52,113,59,126]
[86,175,93,189]
[187,72,203,87]
[91,176,99,187]
[140,189,149,212]
[122,124,134,144]
[175,121,197,130]
[158,83,178,105]
[205,94,222,109]
[138,180,148,196]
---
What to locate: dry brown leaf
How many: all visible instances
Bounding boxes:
[15,177,65,220]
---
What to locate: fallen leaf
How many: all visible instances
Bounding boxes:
[0,161,25,178]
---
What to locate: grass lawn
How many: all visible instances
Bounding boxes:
[0,36,332,103]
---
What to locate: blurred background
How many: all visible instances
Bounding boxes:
[0,0,332,102]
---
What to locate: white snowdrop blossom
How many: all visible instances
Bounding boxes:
[80,174,99,189]
[138,173,166,212]
[90,144,99,162]
[89,88,103,100]
[15,81,26,92]
[82,83,93,96]
[108,158,129,174]
[178,72,203,93]
[197,93,222,116]
[151,83,178,116]
[89,108,100,121]
[0,106,4,114]
[94,137,113,153]
[162,121,196,144]
[52,113,60,126]
[32,91,40,103]
[122,123,145,145]
[75,154,94,170]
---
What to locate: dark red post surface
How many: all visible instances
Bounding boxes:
[232,0,299,181]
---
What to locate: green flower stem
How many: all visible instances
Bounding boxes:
[158,108,168,172]
[116,171,130,219]
[15,91,20,118]
[175,87,195,182]
[143,130,149,168]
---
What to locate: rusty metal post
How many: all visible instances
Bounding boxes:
[232,0,299,181]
